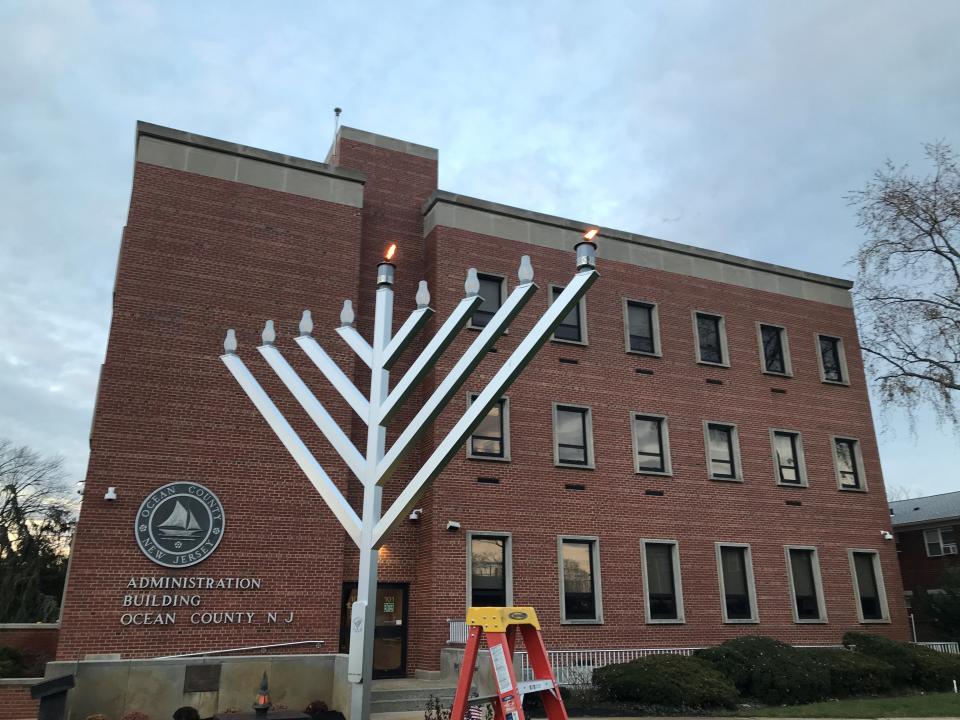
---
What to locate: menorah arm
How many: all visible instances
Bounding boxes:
[258,344,366,480]
[372,268,599,546]
[221,352,362,545]
[382,306,434,371]
[295,335,371,423]
[336,326,373,368]
[378,295,482,425]
[375,282,537,484]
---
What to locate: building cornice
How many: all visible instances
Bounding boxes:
[423,190,854,308]
[336,126,439,160]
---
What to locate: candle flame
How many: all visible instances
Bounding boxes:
[583,227,599,241]
[384,242,398,262]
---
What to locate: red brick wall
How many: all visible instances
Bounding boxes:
[0,627,58,664]
[0,685,38,720]
[897,525,960,591]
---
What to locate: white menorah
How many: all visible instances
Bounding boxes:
[220,233,599,720]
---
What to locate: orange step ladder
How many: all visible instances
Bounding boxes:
[450,606,569,720]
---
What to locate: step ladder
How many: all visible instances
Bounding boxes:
[450,606,568,720]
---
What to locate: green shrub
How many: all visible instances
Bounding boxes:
[696,636,830,705]
[592,654,738,709]
[806,648,895,697]
[0,646,26,678]
[910,644,960,692]
[843,631,960,691]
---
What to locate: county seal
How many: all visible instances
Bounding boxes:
[135,482,225,568]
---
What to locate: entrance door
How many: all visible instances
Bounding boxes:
[339,583,409,679]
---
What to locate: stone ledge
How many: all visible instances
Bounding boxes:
[337,126,438,160]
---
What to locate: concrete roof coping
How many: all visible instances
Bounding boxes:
[424,190,854,291]
[337,125,439,160]
[136,122,366,184]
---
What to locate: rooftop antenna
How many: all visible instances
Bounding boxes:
[332,107,342,165]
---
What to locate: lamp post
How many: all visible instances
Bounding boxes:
[221,232,599,720]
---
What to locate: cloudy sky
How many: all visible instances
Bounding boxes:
[2,0,959,498]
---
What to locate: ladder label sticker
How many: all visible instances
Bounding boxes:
[489,643,514,694]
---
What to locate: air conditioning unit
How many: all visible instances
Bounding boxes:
[943,544,958,555]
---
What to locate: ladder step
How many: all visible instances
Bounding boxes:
[517,679,556,696]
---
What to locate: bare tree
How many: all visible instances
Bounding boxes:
[849,142,960,427]
[0,439,75,622]
[885,484,916,502]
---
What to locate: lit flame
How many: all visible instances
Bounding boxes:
[384,242,398,261]
[583,227,599,241]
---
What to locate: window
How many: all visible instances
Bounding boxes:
[758,323,792,375]
[924,527,958,557]
[716,543,758,622]
[468,533,511,608]
[624,300,660,355]
[786,547,826,623]
[849,550,889,622]
[632,414,671,475]
[771,430,806,486]
[553,404,594,468]
[818,334,848,384]
[470,274,505,328]
[833,437,866,490]
[641,540,684,623]
[704,422,742,481]
[550,285,587,344]
[467,394,510,461]
[694,312,728,366]
[558,537,602,623]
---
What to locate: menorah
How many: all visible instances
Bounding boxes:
[220,232,599,720]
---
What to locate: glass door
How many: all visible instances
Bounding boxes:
[339,583,409,679]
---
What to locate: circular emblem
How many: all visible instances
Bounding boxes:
[134,482,225,568]
[508,611,528,620]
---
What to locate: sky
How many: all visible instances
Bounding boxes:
[1,0,959,499]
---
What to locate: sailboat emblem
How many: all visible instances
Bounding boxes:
[134,481,226,568]
[157,500,204,539]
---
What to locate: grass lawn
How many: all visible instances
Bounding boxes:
[740,692,960,718]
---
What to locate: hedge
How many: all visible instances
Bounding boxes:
[592,654,738,709]
[806,648,895,697]
[844,631,960,692]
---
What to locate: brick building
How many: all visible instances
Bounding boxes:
[58,121,908,679]
[890,491,960,641]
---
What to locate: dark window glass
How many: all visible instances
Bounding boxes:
[720,546,753,620]
[789,549,821,620]
[774,432,801,484]
[562,540,597,620]
[552,286,583,342]
[471,536,506,606]
[556,406,589,466]
[835,439,861,489]
[634,415,665,472]
[472,275,504,328]
[696,313,724,364]
[761,325,786,374]
[708,424,736,479]
[469,395,505,458]
[627,302,656,354]
[645,543,678,620]
[853,552,883,620]
[819,336,844,382]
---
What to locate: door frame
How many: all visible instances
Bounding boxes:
[339,582,410,679]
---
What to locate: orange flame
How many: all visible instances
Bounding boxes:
[384,242,398,261]
[583,228,599,241]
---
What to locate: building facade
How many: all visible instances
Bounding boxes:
[890,491,960,641]
[57,122,908,677]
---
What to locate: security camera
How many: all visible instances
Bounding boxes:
[446,520,461,532]
[409,508,423,522]
[104,487,117,502]
[881,530,894,541]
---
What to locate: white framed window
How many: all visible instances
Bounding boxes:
[785,546,827,623]
[623,299,661,356]
[924,527,958,557]
[641,539,684,623]
[770,429,807,487]
[552,403,595,469]
[631,413,672,476]
[693,311,729,367]
[470,273,507,329]
[550,284,588,345]
[816,334,850,385]
[703,421,743,481]
[832,436,867,491]
[558,536,603,623]
[466,393,510,461]
[757,323,793,376]
[848,549,890,623]
[467,532,512,609]
[716,543,759,623]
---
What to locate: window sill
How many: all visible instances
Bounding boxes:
[696,360,730,369]
[839,486,868,493]
[646,618,685,625]
[723,618,760,625]
[859,618,891,624]
[467,325,509,335]
[555,462,596,470]
[551,337,588,347]
[794,618,829,625]
[763,370,793,378]
[820,379,850,387]
[776,481,808,489]
[710,475,744,483]
[637,470,673,478]
[627,349,662,358]
[560,619,604,625]
[467,454,511,463]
